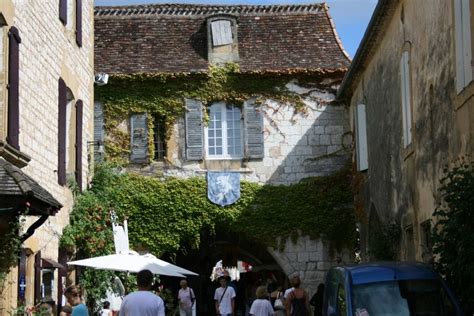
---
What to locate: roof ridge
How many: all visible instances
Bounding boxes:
[322,3,351,62]
[94,3,325,17]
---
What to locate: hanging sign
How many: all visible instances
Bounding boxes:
[207,172,240,207]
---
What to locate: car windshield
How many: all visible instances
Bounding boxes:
[351,279,456,316]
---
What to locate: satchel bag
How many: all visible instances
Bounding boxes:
[274,292,284,310]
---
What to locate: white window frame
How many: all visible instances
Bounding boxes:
[400,51,412,148]
[454,0,473,93]
[355,104,368,171]
[204,102,243,160]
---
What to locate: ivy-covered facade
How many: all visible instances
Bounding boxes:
[88,3,354,299]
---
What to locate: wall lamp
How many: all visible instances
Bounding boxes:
[87,140,105,154]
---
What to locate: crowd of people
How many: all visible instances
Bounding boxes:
[58,270,325,316]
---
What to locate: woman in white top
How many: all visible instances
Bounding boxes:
[250,285,274,316]
[101,301,112,316]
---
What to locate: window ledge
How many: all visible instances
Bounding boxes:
[0,140,31,168]
[454,81,474,111]
[402,143,414,161]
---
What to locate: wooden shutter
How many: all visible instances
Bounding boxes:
[211,20,233,46]
[57,247,68,313]
[59,0,67,25]
[356,104,368,171]
[94,102,105,162]
[185,99,204,160]
[244,101,264,159]
[130,113,148,163]
[400,51,412,148]
[75,100,83,191]
[58,78,67,185]
[7,26,21,150]
[75,0,82,47]
[454,0,473,92]
[34,251,41,304]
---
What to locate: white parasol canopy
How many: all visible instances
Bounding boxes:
[68,215,198,277]
[68,251,198,277]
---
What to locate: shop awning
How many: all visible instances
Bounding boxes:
[42,258,65,270]
[0,157,62,216]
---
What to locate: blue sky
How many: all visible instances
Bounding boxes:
[94,0,377,58]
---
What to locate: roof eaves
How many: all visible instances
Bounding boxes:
[337,0,398,100]
[322,3,351,63]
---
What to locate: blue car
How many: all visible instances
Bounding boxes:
[323,262,463,316]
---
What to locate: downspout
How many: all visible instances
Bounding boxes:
[20,214,49,242]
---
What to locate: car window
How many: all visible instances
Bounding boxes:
[351,279,456,316]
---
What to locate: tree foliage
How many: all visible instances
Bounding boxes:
[432,160,474,312]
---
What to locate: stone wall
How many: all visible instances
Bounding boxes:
[0,0,94,312]
[268,235,350,297]
[346,0,474,261]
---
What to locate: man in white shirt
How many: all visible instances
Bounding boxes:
[120,269,165,316]
[214,275,236,316]
[178,279,195,316]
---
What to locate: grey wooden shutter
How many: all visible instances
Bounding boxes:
[185,99,204,160]
[58,78,67,185]
[75,0,82,47]
[75,100,83,191]
[244,101,264,159]
[59,0,67,25]
[94,102,105,162]
[7,26,21,150]
[130,113,148,163]
[211,20,233,46]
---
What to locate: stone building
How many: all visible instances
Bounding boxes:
[338,0,474,261]
[0,0,94,313]
[94,3,351,296]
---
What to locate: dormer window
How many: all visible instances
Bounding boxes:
[211,20,233,46]
[207,15,239,64]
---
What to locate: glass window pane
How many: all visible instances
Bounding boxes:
[216,139,222,147]
[216,130,222,137]
[216,147,222,155]
[209,139,215,146]
[209,147,215,155]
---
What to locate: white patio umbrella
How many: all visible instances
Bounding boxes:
[68,251,189,277]
[142,254,198,276]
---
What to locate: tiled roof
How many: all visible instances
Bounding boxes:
[94,3,350,74]
[0,158,62,215]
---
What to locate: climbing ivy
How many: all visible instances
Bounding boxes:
[0,213,25,286]
[96,64,344,164]
[61,163,355,305]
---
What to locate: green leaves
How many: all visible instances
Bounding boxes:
[432,160,474,311]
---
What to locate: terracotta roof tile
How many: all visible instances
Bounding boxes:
[94,3,350,74]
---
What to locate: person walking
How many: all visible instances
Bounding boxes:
[309,284,324,316]
[120,269,165,316]
[249,285,274,316]
[214,275,236,316]
[285,276,310,316]
[178,279,195,316]
[64,285,89,316]
[101,301,113,316]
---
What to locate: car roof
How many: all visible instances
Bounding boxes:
[336,262,439,285]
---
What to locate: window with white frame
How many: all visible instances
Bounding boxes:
[454,0,473,93]
[206,103,243,159]
[400,51,412,148]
